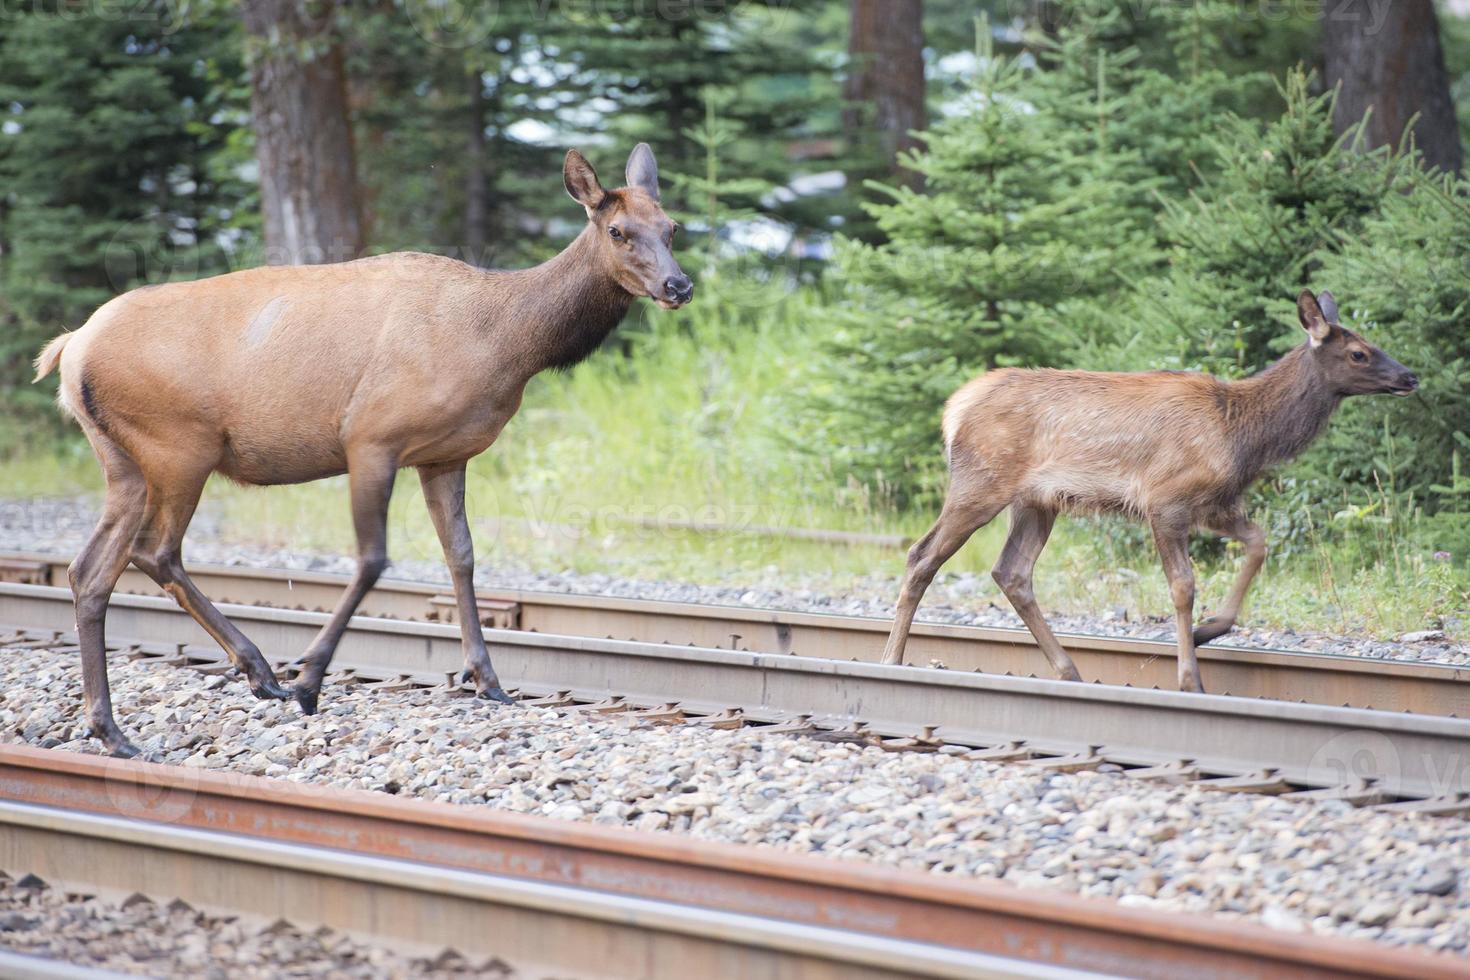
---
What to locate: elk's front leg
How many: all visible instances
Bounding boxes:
[419,461,513,705]
[1150,513,1203,693]
[293,454,397,715]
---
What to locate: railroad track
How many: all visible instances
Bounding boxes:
[1,559,1469,808]
[3,550,1468,716]
[0,743,1460,980]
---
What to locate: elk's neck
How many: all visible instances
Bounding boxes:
[1225,347,1341,482]
[494,226,636,377]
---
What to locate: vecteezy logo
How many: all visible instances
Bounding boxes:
[403,0,500,49]
[1304,730,1403,797]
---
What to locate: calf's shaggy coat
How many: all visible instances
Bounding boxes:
[881,291,1419,692]
[34,145,692,757]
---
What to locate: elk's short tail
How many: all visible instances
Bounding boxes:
[33,333,72,382]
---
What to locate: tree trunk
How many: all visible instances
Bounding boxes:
[464,65,489,266]
[241,0,364,264]
[844,0,926,187]
[1322,0,1463,174]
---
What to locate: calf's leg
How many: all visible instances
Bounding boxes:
[991,505,1081,682]
[293,453,396,714]
[882,498,1004,666]
[69,433,148,757]
[418,461,513,704]
[1193,512,1266,646]
[1150,513,1203,693]
[130,470,289,701]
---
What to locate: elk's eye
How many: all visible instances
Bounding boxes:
[608,226,624,241]
[1351,350,1367,363]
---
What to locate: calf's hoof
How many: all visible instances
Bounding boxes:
[476,686,515,706]
[459,665,514,706]
[1192,615,1233,646]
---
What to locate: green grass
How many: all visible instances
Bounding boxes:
[3,272,1465,640]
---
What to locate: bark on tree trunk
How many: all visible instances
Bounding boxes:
[242,0,365,264]
[844,0,926,187]
[1322,0,1464,174]
[464,65,489,266]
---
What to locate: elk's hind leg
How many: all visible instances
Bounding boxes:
[130,467,289,702]
[419,460,513,705]
[991,505,1081,682]
[69,429,148,757]
[881,498,1004,667]
[1193,511,1266,646]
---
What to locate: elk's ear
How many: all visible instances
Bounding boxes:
[1316,290,1340,325]
[625,143,660,200]
[1298,289,1332,347]
[564,150,606,211]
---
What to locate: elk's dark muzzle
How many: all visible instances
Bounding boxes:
[664,274,694,305]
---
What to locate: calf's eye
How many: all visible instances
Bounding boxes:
[1351,350,1367,363]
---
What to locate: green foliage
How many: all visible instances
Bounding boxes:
[803,18,1160,504]
[346,0,853,264]
[666,86,780,275]
[0,2,249,445]
[1083,72,1396,377]
[1303,169,1470,515]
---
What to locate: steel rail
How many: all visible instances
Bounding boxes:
[0,744,1459,980]
[4,551,1468,716]
[3,582,1470,802]
[0,951,133,980]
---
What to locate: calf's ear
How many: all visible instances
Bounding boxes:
[1316,290,1340,325]
[1298,290,1333,347]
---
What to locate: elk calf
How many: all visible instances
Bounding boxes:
[34,145,691,757]
[881,291,1418,692]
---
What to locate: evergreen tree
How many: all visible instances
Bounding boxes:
[1307,169,1470,511]
[344,1,852,264]
[1083,72,1396,377]
[802,21,1157,504]
[0,4,249,429]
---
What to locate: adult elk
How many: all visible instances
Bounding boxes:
[34,145,692,757]
[881,291,1418,693]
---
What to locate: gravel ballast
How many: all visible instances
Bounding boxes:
[0,868,514,978]
[1,494,1465,667]
[2,641,1467,958]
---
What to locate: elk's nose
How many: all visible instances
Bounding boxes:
[1403,371,1420,390]
[664,275,694,303]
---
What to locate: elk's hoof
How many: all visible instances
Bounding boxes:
[95,730,140,759]
[476,686,515,706]
[252,677,292,702]
[293,684,321,716]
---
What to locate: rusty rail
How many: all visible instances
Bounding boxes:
[5,550,1467,717]
[4,581,1470,804]
[0,744,1459,980]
